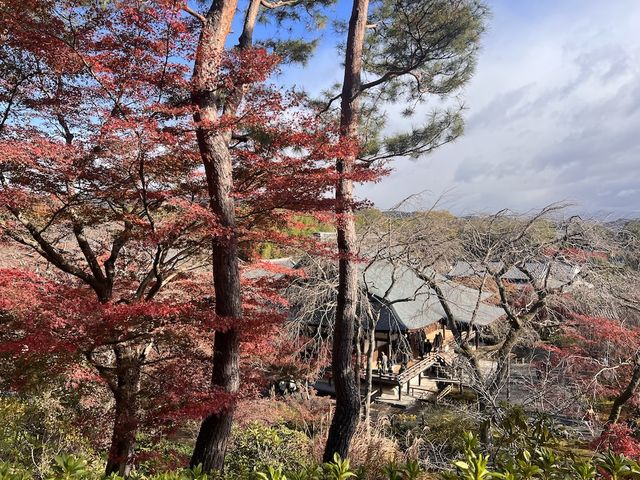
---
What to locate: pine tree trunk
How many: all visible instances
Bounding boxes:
[190,99,242,473]
[189,0,241,472]
[323,0,369,462]
[190,329,240,470]
[105,345,141,477]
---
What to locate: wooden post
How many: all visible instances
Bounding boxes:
[507,355,511,402]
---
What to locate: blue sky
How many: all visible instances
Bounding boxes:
[244,0,640,217]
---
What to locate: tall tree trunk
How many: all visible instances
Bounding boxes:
[238,0,261,50]
[608,351,640,424]
[190,329,241,471]
[189,0,240,472]
[105,345,142,477]
[323,0,369,462]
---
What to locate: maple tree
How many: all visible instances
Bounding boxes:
[540,224,640,431]
[0,0,338,474]
[547,313,640,423]
[544,310,640,459]
[0,1,215,474]
[592,424,640,460]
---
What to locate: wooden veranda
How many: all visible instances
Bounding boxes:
[374,352,459,401]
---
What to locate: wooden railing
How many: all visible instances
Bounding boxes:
[436,384,454,403]
[372,353,452,401]
[396,353,441,385]
[374,353,449,384]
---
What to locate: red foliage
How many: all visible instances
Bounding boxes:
[591,424,640,460]
[544,312,640,415]
[543,246,609,263]
[0,0,384,467]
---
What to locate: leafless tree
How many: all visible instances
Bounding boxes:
[287,204,639,444]
[356,204,609,441]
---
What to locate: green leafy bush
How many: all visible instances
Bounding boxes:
[0,395,99,478]
[0,453,422,480]
[225,423,313,476]
[388,406,478,465]
[0,462,31,480]
[254,454,423,480]
[441,425,640,479]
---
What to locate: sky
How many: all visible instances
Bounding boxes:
[272,0,640,218]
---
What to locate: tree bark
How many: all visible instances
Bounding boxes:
[491,322,523,394]
[238,0,261,49]
[105,345,142,477]
[479,408,491,446]
[190,329,241,471]
[189,0,241,472]
[323,0,369,463]
[608,351,640,424]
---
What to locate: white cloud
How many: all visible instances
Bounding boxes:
[354,0,640,216]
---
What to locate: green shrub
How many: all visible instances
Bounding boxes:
[252,454,424,480]
[0,461,32,480]
[225,423,312,477]
[0,395,99,478]
[441,419,640,480]
[49,454,91,479]
[389,406,477,462]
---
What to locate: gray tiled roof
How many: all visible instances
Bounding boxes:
[447,260,579,288]
[363,260,504,332]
